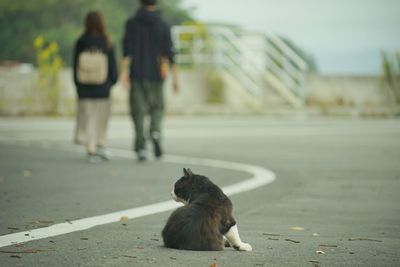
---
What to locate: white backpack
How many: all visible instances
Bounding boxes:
[77,50,108,85]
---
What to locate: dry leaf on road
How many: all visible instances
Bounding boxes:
[23,170,32,177]
[285,238,300,243]
[290,226,305,231]
[120,216,129,222]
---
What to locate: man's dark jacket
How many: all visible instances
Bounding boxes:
[123,8,174,82]
[73,34,118,99]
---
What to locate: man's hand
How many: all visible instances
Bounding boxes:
[172,79,180,94]
[171,64,179,94]
[119,72,131,90]
[119,57,131,90]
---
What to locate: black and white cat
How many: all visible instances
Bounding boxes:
[162,168,252,251]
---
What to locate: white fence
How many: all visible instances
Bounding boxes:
[172,25,309,107]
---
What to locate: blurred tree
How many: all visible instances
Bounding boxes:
[159,0,193,25]
[0,0,192,65]
[380,50,400,103]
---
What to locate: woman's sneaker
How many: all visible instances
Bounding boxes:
[96,146,111,160]
[87,153,101,164]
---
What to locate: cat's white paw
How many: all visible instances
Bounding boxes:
[238,243,252,251]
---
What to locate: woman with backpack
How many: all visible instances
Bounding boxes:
[73,11,118,163]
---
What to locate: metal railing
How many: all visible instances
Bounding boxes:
[172,25,309,106]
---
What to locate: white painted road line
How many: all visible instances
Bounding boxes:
[0,147,276,248]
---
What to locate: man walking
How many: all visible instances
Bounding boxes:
[120,0,179,161]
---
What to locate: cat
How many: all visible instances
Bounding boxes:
[162,168,252,251]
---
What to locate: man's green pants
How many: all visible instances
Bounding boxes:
[129,80,164,152]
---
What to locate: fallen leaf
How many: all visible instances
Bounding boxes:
[290,226,305,231]
[316,250,325,255]
[38,220,54,224]
[22,170,32,177]
[262,233,281,236]
[25,221,54,230]
[319,244,337,248]
[10,255,21,258]
[169,257,177,260]
[80,237,89,241]
[123,255,137,259]
[0,248,49,254]
[285,238,300,243]
[109,170,119,177]
[24,249,50,253]
[120,216,129,222]
[1,251,24,254]
[27,220,53,228]
[210,262,218,267]
[348,238,382,242]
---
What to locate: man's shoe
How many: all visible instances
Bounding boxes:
[151,132,163,158]
[153,139,163,158]
[137,150,147,161]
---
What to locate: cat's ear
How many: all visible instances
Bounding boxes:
[183,168,193,177]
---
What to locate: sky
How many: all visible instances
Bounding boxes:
[182,0,400,74]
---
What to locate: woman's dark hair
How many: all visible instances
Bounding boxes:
[140,0,157,6]
[84,11,111,49]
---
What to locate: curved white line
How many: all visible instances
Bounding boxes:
[0,148,276,248]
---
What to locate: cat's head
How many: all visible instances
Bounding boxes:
[171,168,214,205]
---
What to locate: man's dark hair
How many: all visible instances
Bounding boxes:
[140,0,157,6]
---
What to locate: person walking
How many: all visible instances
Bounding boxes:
[73,11,118,163]
[120,0,179,161]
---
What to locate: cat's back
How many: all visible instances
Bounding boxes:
[162,204,210,236]
[162,204,223,251]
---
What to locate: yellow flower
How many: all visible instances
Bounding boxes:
[39,48,51,61]
[48,42,59,54]
[52,57,63,69]
[33,36,44,49]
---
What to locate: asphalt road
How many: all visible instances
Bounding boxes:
[0,116,399,267]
